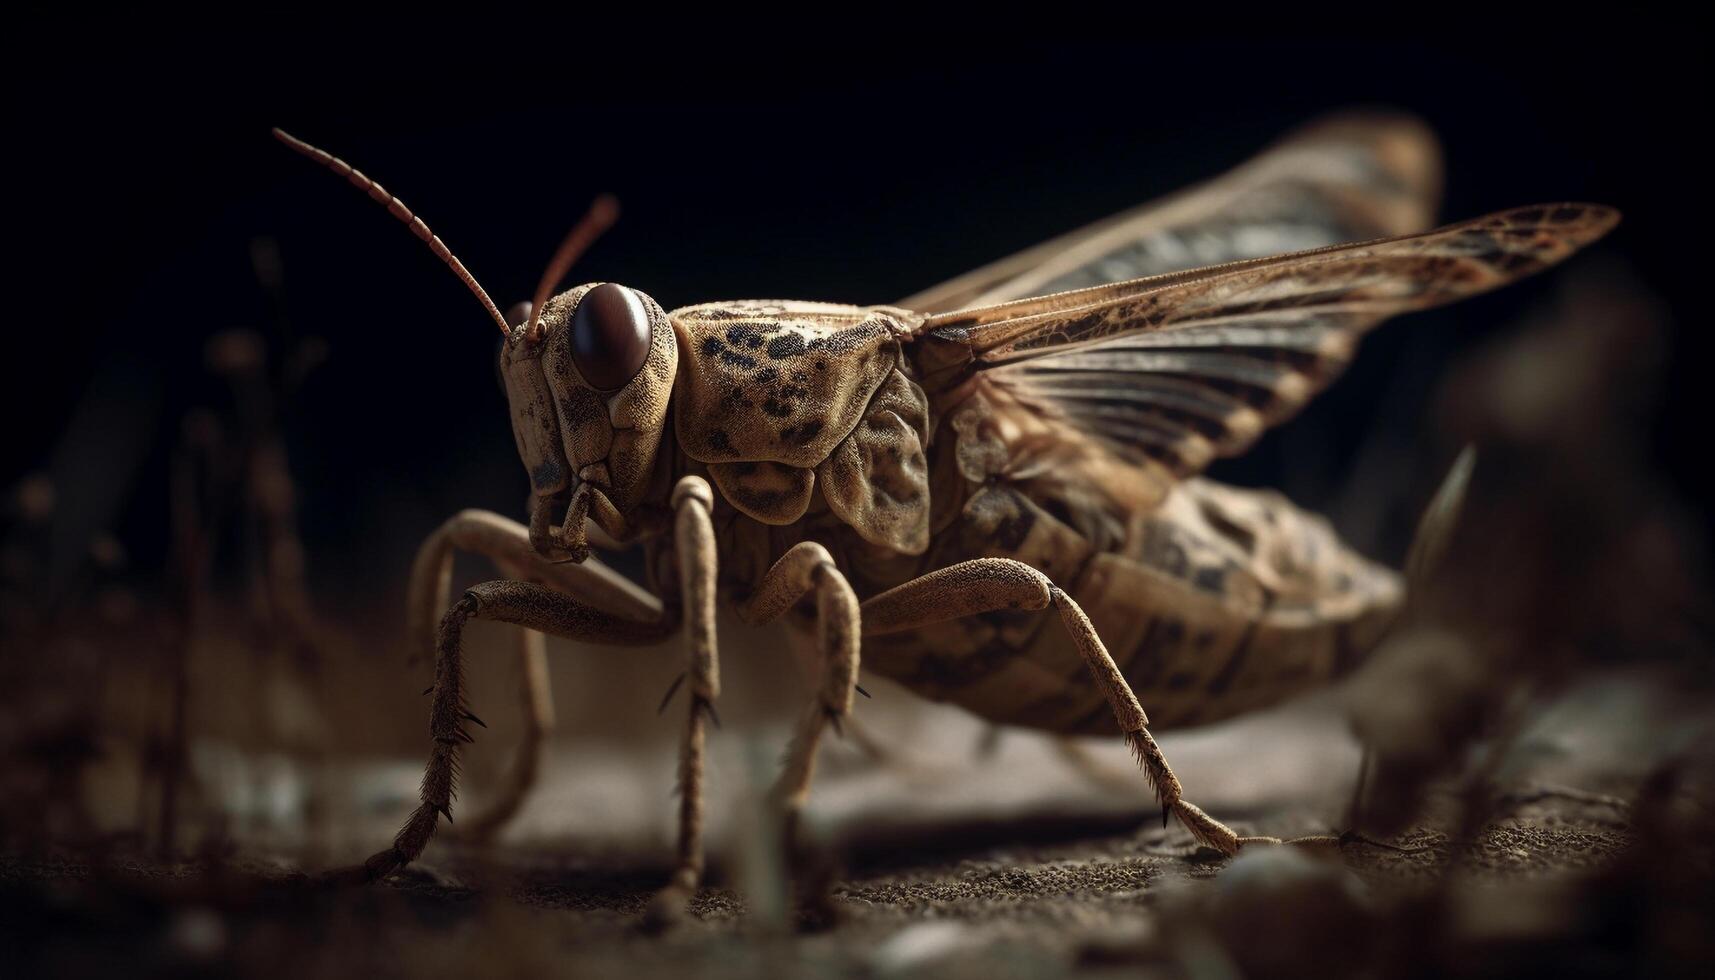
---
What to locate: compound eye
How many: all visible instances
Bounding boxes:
[570,283,651,392]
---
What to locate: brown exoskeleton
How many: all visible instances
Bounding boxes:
[274,114,1617,919]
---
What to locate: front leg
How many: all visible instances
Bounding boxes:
[862,558,1243,855]
[647,476,722,923]
[366,579,673,879]
[404,508,661,840]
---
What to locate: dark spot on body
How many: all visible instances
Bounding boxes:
[762,398,793,418]
[700,337,724,357]
[1143,528,1190,577]
[754,367,779,384]
[707,430,733,454]
[779,420,824,446]
[726,324,766,350]
[1193,566,1227,594]
[1130,617,1166,685]
[767,334,807,359]
[719,350,758,369]
[1160,618,1186,650]
[734,487,791,510]
[530,460,563,491]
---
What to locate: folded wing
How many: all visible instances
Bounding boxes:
[915,204,1619,479]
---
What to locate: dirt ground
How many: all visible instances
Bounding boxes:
[5,666,1708,978]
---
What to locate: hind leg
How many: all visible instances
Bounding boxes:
[861,558,1244,854]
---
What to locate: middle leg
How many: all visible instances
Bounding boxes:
[736,542,862,829]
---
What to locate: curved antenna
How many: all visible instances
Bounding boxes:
[272,128,511,337]
[526,194,621,343]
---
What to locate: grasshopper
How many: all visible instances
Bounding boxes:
[274,113,1616,917]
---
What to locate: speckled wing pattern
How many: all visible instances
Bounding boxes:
[914,203,1619,479]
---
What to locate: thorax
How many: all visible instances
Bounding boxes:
[661,299,936,561]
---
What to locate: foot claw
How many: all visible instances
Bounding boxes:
[358,847,405,883]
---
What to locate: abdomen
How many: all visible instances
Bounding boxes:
[858,475,1403,734]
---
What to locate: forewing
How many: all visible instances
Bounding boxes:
[898,112,1443,313]
[917,204,1619,478]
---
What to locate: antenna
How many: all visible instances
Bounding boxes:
[526,195,621,343]
[272,128,511,337]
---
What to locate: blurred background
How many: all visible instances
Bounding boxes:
[3,23,1713,975]
[8,36,1709,607]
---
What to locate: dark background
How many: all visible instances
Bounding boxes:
[7,30,1708,615]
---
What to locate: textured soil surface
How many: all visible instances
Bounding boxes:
[0,808,1642,979]
[3,671,1705,978]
